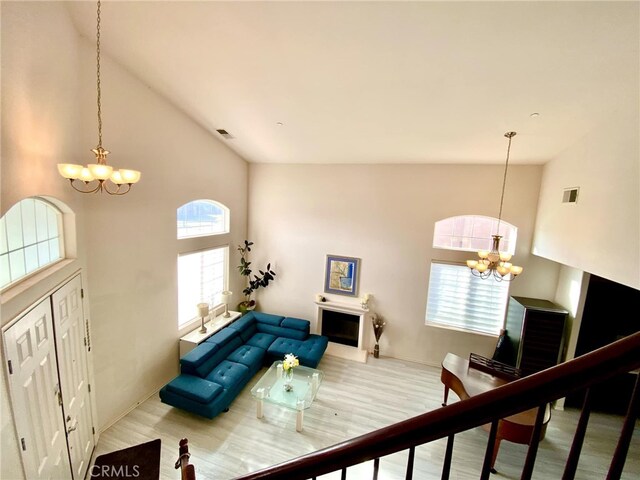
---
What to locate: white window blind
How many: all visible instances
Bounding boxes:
[178,246,228,328]
[425,261,509,335]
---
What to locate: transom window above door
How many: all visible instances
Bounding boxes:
[1,197,65,289]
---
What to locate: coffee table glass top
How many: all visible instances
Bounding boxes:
[251,361,323,410]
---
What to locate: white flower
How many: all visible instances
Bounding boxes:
[283,353,299,371]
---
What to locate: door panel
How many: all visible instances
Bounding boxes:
[3,299,72,480]
[52,274,95,480]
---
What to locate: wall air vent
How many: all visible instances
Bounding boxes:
[562,187,579,204]
[216,129,234,140]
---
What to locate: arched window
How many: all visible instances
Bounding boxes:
[1,198,65,289]
[426,215,517,335]
[176,199,230,329]
[433,215,517,254]
[177,200,229,239]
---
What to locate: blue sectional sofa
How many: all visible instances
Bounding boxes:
[159,311,328,419]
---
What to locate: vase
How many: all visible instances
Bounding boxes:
[283,368,294,392]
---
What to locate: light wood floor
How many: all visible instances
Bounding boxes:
[92,354,639,479]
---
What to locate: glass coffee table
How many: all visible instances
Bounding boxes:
[250,361,324,432]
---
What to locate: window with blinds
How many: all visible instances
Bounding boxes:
[425,261,509,335]
[177,246,228,328]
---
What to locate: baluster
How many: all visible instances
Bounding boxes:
[405,446,415,480]
[607,374,640,480]
[562,388,593,480]
[521,404,547,480]
[341,467,347,480]
[480,420,499,480]
[372,457,380,480]
[441,434,455,480]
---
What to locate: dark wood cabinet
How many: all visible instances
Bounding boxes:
[503,296,568,377]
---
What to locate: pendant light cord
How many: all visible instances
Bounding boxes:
[96,0,103,149]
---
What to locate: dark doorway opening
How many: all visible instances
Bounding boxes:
[565,274,640,414]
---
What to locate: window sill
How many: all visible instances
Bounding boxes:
[177,304,226,337]
[425,322,499,338]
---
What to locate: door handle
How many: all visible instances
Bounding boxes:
[67,422,78,434]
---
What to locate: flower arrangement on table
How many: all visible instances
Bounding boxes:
[282,353,299,391]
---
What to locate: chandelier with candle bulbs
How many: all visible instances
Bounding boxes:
[466,132,523,281]
[57,0,141,195]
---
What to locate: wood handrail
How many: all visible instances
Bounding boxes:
[176,438,197,480]
[234,332,640,480]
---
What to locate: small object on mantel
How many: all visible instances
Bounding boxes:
[315,294,326,302]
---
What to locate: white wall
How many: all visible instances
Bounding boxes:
[1,2,249,477]
[77,40,249,428]
[533,106,640,290]
[249,164,560,366]
[1,3,88,479]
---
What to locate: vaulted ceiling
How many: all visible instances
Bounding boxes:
[66,1,639,165]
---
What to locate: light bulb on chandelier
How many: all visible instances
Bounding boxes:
[467,132,523,282]
[57,0,141,195]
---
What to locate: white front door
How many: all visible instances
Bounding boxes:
[3,298,72,480]
[52,274,95,480]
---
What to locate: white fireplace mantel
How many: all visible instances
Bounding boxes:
[315,300,369,363]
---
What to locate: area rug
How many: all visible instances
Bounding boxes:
[90,438,161,480]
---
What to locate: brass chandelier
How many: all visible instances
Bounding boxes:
[58,0,141,195]
[466,132,523,281]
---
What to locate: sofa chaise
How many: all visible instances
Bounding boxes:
[159,311,329,419]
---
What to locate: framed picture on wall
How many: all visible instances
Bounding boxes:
[324,255,360,296]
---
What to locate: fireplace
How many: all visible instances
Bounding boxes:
[315,300,369,362]
[321,310,359,347]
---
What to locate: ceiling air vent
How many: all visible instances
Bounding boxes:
[216,129,234,140]
[562,187,579,204]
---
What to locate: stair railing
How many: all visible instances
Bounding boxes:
[230,331,640,480]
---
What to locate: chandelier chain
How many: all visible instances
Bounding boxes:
[496,131,515,233]
[96,0,102,148]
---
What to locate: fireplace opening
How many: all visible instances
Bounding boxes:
[321,309,359,347]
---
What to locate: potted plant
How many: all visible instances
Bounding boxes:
[237,240,276,313]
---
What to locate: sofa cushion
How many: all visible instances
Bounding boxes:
[295,334,329,368]
[165,375,223,404]
[205,327,239,347]
[180,343,219,376]
[257,323,308,340]
[268,337,304,358]
[245,332,277,350]
[206,360,250,390]
[252,311,285,326]
[282,317,310,333]
[227,315,257,342]
[227,344,265,369]
[196,335,242,378]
